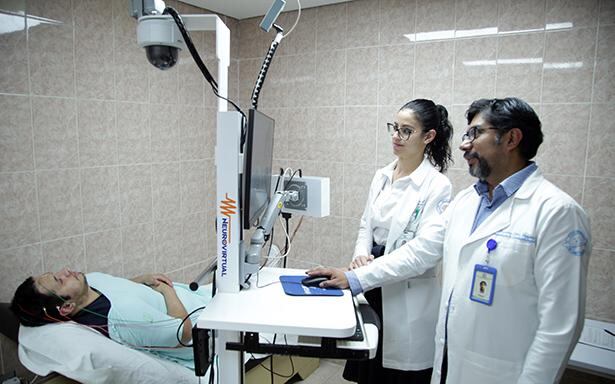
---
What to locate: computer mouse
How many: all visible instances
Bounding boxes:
[301,276,329,287]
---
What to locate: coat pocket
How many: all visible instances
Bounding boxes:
[457,348,523,384]
[490,234,535,286]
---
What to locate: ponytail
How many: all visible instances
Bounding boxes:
[399,99,453,172]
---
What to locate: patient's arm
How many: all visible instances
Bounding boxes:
[151,283,192,345]
[130,273,173,287]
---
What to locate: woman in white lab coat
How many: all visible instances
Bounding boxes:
[344,99,453,384]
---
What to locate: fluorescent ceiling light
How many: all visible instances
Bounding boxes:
[462,58,584,70]
[463,58,544,66]
[0,13,24,34]
[455,27,498,38]
[498,58,543,64]
[404,22,574,43]
[463,57,583,69]
[404,30,455,42]
[543,62,583,69]
[463,60,497,66]
[0,11,63,34]
[545,22,574,30]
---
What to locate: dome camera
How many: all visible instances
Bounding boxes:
[145,45,178,70]
[137,15,185,70]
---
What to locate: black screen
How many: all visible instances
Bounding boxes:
[243,109,275,229]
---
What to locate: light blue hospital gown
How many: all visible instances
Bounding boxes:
[86,272,212,369]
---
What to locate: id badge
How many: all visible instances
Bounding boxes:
[469,264,497,305]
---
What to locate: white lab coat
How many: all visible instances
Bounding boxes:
[431,169,591,384]
[353,158,452,370]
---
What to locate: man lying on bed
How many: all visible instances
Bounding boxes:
[9,268,212,369]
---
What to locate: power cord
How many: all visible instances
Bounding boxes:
[282,213,291,268]
[282,0,302,38]
[286,168,302,185]
[176,306,207,347]
[270,349,274,383]
[248,333,296,382]
[273,167,285,193]
[163,7,246,122]
[209,330,216,384]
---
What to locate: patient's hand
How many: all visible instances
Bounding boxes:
[150,281,174,294]
[131,273,173,288]
[349,255,374,270]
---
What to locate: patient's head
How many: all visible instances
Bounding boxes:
[10,268,90,327]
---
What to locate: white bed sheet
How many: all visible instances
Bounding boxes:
[18,322,205,384]
[18,322,278,383]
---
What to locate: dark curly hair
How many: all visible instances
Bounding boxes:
[400,99,453,172]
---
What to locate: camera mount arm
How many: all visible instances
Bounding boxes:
[130,0,165,17]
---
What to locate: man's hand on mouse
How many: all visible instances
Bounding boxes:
[306,267,349,289]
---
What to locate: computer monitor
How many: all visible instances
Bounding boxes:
[242,109,275,230]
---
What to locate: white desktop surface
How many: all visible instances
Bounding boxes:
[569,319,615,377]
[196,267,356,338]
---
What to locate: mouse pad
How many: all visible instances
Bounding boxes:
[279,275,343,296]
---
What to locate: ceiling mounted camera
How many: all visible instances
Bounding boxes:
[136,15,184,70]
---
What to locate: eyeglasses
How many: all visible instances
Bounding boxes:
[461,125,499,143]
[387,123,414,141]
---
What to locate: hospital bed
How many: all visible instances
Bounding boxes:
[0,302,318,384]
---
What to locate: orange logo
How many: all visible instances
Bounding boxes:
[220,193,237,216]
[219,193,237,244]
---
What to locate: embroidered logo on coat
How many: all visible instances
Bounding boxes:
[495,231,536,244]
[564,230,587,256]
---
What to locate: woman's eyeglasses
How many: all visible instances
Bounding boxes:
[387,123,414,141]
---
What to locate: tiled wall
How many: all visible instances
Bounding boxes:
[235,0,615,326]
[0,0,239,376]
[0,0,613,378]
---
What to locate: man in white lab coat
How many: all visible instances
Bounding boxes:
[311,97,591,384]
[434,97,591,384]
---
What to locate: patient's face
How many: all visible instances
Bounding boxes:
[35,268,88,301]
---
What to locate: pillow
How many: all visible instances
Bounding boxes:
[18,322,204,384]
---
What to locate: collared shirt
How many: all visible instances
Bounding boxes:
[470,162,537,234]
[346,270,363,294]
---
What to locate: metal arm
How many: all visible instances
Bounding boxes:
[242,190,298,285]
[130,0,165,18]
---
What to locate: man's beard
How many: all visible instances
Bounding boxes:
[465,152,491,180]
